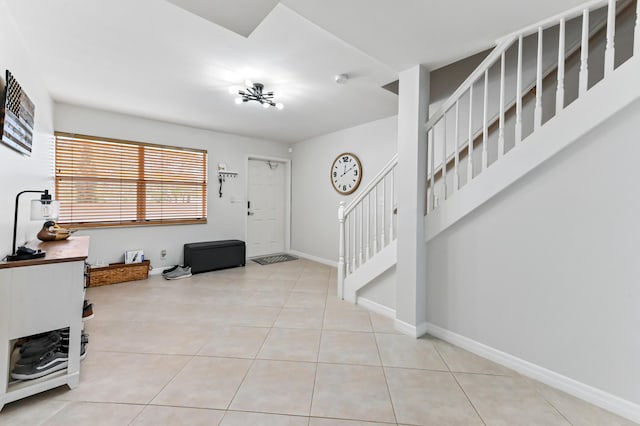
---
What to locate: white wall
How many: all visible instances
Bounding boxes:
[425,98,640,405]
[0,1,56,257]
[54,103,290,267]
[358,265,396,310]
[291,116,397,262]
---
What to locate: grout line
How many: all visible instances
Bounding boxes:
[449,372,487,426]
[223,302,279,412]
[308,415,397,425]
[370,312,398,425]
[143,352,197,410]
[308,284,329,418]
[433,340,487,426]
[220,408,313,421]
[222,282,289,416]
[531,380,574,425]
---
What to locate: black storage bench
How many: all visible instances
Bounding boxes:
[184,240,246,274]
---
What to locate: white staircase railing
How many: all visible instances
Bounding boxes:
[337,154,397,299]
[425,0,640,213]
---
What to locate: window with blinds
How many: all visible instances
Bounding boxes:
[55,133,207,228]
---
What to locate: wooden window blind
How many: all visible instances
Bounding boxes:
[55,132,207,228]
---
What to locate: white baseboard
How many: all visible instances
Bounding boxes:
[356,297,395,319]
[424,322,640,424]
[149,267,164,276]
[394,319,429,338]
[288,250,338,267]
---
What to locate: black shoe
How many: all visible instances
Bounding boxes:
[82,303,94,321]
[20,332,62,357]
[11,351,68,380]
[56,332,89,359]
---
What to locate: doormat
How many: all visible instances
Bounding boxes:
[251,253,298,265]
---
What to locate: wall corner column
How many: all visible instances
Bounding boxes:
[395,65,429,337]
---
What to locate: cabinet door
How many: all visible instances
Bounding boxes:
[6,262,83,339]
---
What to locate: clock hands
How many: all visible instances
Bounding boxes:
[340,165,356,177]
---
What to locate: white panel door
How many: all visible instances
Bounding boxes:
[247,159,285,258]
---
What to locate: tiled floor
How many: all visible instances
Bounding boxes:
[0,258,635,425]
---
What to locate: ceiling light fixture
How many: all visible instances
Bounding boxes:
[234,81,283,110]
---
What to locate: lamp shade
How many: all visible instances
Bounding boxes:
[30,199,59,220]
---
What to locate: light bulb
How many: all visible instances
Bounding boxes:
[262,103,270,109]
[245,79,253,88]
[275,103,284,110]
[234,97,243,104]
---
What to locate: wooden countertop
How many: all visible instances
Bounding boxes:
[0,236,90,269]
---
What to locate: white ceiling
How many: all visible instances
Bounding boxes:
[4,0,587,143]
[165,0,280,38]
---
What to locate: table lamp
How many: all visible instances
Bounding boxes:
[6,189,60,261]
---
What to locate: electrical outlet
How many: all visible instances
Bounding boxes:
[160,249,167,259]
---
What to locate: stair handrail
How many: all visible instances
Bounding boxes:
[497,0,609,44]
[425,0,611,131]
[344,153,398,216]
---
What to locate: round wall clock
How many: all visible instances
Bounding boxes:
[331,152,362,195]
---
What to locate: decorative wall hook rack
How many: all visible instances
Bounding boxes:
[218,170,239,179]
[217,163,239,198]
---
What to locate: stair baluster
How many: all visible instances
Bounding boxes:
[428,128,436,210]
[467,85,474,181]
[557,18,566,113]
[442,113,448,200]
[499,51,507,153]
[482,70,489,170]
[358,203,364,266]
[580,10,590,96]
[351,213,356,272]
[389,169,395,240]
[346,214,351,274]
[381,178,387,243]
[535,27,544,130]
[515,35,523,145]
[454,100,461,192]
[365,193,370,261]
[337,201,345,298]
[373,184,378,254]
[605,0,617,76]
[635,0,640,56]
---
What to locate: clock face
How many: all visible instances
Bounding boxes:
[331,153,362,195]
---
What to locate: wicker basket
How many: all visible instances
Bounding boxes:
[88,260,150,287]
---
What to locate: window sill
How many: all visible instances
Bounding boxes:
[57,218,207,230]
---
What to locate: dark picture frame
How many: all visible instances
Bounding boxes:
[0,70,35,156]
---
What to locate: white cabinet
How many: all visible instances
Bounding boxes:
[0,236,89,411]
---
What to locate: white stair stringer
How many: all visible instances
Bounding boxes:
[343,239,397,304]
[426,56,640,242]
